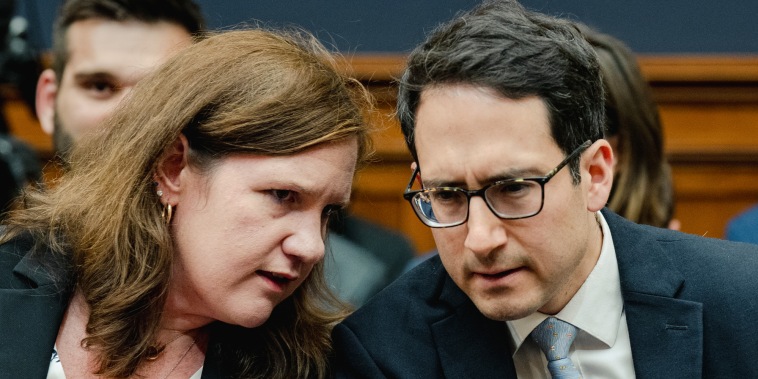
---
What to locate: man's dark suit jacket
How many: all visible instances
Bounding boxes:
[332,209,758,378]
[0,234,234,378]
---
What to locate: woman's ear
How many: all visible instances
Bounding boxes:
[36,69,58,136]
[154,135,189,205]
[584,139,614,212]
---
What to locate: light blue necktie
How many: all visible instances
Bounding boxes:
[530,317,583,379]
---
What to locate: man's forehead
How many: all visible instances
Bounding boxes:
[413,86,560,186]
[64,19,192,67]
[62,19,192,82]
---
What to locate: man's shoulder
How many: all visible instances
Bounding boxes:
[621,214,758,264]
[604,208,758,295]
[333,253,478,357]
[604,208,758,257]
[341,254,452,329]
[331,256,485,377]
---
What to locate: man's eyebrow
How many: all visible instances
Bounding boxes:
[497,168,546,180]
[421,178,463,189]
[72,71,118,83]
[422,168,545,189]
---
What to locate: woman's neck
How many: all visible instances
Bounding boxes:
[57,289,210,378]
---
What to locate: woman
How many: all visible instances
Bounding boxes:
[577,24,677,229]
[0,28,371,378]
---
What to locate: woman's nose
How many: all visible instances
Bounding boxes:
[283,214,326,265]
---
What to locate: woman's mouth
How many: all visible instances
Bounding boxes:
[257,270,297,289]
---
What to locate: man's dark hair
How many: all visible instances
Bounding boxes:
[397,0,605,182]
[51,0,206,79]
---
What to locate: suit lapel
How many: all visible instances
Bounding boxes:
[0,252,70,378]
[604,210,703,379]
[431,275,517,379]
[623,292,703,379]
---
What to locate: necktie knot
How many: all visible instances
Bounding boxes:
[530,317,582,379]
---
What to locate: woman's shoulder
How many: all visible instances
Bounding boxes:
[0,229,72,291]
[0,229,34,272]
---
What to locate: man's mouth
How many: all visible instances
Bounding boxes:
[477,267,522,279]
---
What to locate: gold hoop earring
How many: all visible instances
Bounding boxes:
[162,204,173,225]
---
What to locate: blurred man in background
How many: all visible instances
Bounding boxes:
[0,0,43,218]
[35,0,205,160]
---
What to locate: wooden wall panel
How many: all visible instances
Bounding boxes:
[661,105,758,154]
[672,163,758,238]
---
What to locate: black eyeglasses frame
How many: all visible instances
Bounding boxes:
[403,140,592,228]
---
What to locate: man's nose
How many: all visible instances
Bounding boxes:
[463,196,508,257]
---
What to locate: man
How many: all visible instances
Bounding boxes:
[332,1,758,378]
[35,0,205,159]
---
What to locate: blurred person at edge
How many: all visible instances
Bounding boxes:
[0,28,372,378]
[725,204,758,244]
[0,0,43,218]
[576,23,680,230]
[35,0,204,161]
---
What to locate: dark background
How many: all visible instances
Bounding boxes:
[12,1,758,54]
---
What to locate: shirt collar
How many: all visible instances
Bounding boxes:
[506,211,623,352]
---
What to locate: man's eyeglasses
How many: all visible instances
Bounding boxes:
[403,140,592,228]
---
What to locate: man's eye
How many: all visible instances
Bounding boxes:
[499,183,529,194]
[271,189,294,202]
[432,189,463,203]
[82,80,118,97]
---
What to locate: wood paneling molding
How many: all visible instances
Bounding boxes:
[638,55,758,83]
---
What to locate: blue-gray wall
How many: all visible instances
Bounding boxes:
[14,0,758,54]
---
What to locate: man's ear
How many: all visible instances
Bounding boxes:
[410,161,423,187]
[584,139,614,212]
[154,134,189,205]
[36,69,58,136]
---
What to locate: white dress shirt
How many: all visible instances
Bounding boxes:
[506,212,637,378]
